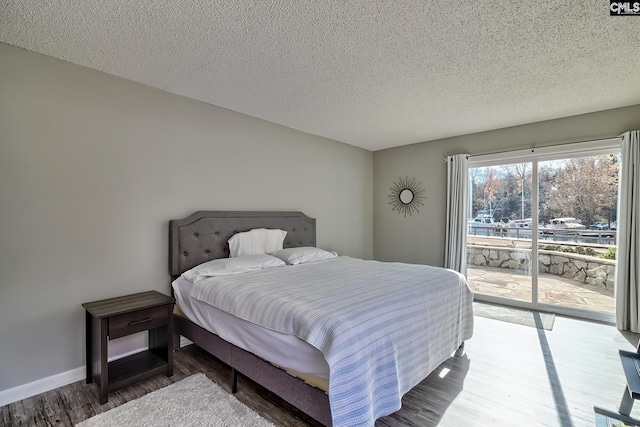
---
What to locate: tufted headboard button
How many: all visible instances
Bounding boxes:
[193,232,199,237]
[183,251,188,257]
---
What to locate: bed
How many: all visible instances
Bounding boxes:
[169,211,474,426]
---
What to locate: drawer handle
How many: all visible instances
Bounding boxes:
[129,318,152,326]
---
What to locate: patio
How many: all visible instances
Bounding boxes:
[467,265,615,314]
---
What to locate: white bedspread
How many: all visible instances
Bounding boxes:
[190,256,474,426]
[172,276,330,379]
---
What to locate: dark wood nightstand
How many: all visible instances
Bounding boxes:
[83,291,174,404]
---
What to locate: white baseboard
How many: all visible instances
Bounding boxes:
[0,346,145,407]
[0,366,86,407]
[0,339,192,407]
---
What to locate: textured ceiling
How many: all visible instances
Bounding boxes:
[2,1,640,151]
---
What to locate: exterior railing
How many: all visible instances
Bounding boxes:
[467,226,617,245]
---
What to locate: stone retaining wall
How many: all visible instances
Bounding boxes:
[467,245,615,290]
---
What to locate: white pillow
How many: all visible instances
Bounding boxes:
[181,254,285,282]
[271,247,337,265]
[228,228,287,258]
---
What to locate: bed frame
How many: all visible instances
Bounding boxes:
[169,211,332,426]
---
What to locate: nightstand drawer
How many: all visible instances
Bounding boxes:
[108,306,168,339]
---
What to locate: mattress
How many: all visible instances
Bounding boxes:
[188,256,474,426]
[172,276,330,383]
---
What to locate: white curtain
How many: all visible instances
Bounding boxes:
[616,131,640,332]
[444,154,470,274]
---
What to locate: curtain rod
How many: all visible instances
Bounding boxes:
[444,135,622,162]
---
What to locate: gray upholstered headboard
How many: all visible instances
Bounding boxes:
[169,211,316,277]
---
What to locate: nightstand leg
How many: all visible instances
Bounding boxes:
[167,309,174,376]
[98,317,108,404]
[85,311,93,383]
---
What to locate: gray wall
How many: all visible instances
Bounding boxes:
[0,43,373,392]
[373,104,640,266]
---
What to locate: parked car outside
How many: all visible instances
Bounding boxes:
[589,222,609,230]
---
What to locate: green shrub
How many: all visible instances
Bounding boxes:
[574,246,597,256]
[599,247,617,260]
[539,245,597,256]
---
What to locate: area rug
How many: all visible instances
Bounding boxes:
[473,302,555,330]
[76,373,274,427]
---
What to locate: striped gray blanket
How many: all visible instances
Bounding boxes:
[190,256,474,426]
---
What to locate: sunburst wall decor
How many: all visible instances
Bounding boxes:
[389,177,426,217]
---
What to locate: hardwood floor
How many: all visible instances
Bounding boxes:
[2,313,638,426]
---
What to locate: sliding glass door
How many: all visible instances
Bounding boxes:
[465,140,620,321]
[536,155,618,316]
[467,162,533,304]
